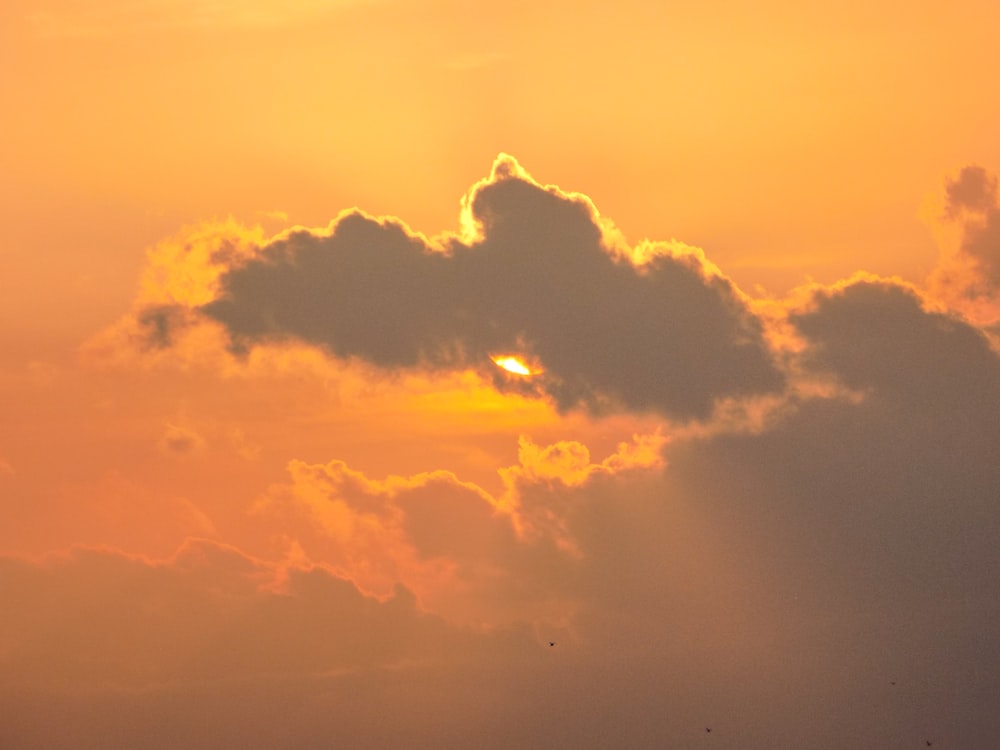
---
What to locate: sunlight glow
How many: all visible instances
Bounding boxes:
[492,356,533,376]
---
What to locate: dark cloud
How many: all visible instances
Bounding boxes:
[956,206,1000,292]
[644,277,1000,749]
[136,305,180,348]
[791,279,1000,404]
[936,165,1000,302]
[945,165,998,218]
[198,157,783,419]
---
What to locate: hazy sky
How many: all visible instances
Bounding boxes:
[3,1,1000,747]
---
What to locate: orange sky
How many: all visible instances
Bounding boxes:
[3,2,1000,747]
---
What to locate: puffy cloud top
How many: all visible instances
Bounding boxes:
[792,278,1000,403]
[200,156,784,419]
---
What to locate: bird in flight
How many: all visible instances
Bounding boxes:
[548,642,556,647]
[706,728,712,733]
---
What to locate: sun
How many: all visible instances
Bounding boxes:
[491,355,533,376]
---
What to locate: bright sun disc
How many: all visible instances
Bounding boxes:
[492,356,532,375]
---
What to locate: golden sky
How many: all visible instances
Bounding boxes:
[3,1,1000,747]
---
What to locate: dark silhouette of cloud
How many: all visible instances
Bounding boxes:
[198,156,783,419]
[949,171,1000,291]
[792,278,1000,403]
[945,165,997,218]
[931,165,1000,327]
[644,276,1000,749]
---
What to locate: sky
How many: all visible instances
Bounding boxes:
[2,0,1000,747]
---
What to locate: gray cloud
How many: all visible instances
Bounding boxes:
[0,532,791,749]
[0,540,459,688]
[7,376,1000,749]
[643,277,1000,748]
[199,157,783,419]
[31,162,1000,749]
[935,165,1000,308]
[954,199,1000,293]
[791,278,1000,404]
[945,165,998,218]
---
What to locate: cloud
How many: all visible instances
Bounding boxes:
[4,537,732,750]
[159,422,207,457]
[253,432,665,623]
[23,158,1000,748]
[928,165,1000,328]
[757,275,1000,629]
[0,539,458,691]
[7,393,999,747]
[944,165,998,218]
[636,275,1000,748]
[128,155,783,420]
[948,167,1000,290]
[791,276,1000,403]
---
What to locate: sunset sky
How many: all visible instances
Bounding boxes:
[3,1,1000,747]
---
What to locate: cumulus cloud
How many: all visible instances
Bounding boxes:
[643,275,1000,747]
[125,156,784,420]
[21,159,1000,748]
[253,433,665,623]
[791,277,1000,403]
[702,276,1000,588]
[6,387,1000,747]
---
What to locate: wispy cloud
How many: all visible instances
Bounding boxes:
[929,165,1000,328]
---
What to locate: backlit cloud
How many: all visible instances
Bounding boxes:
[125,155,784,420]
[8,156,1000,748]
[253,432,665,622]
